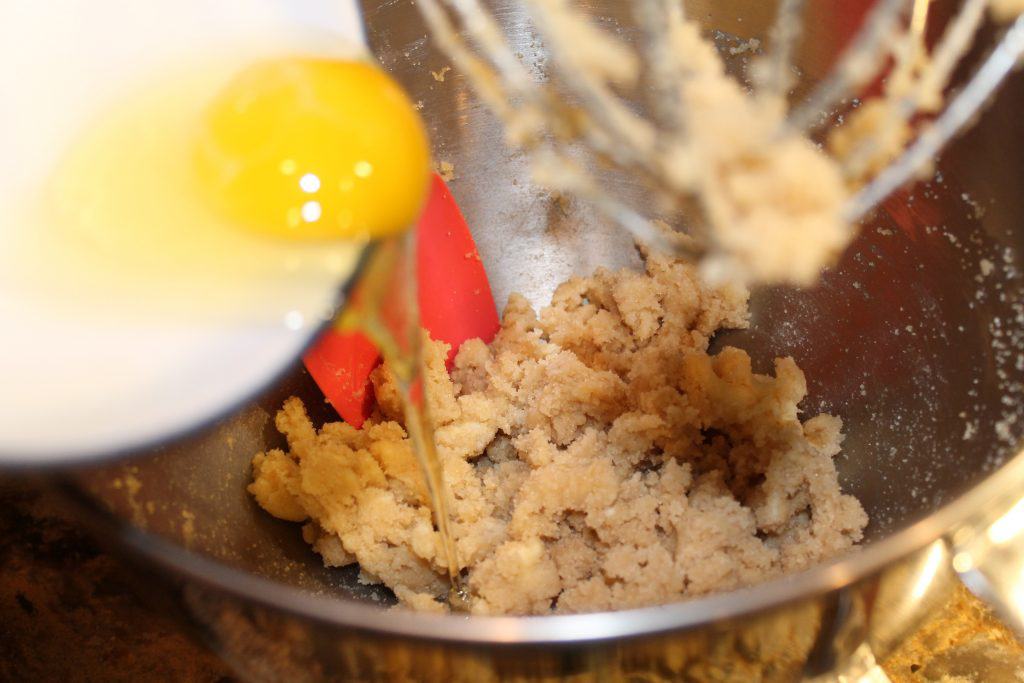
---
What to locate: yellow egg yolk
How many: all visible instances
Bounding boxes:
[195,57,431,241]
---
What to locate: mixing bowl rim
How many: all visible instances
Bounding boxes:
[62,444,1024,644]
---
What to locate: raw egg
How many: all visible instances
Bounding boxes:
[30,54,429,323]
[195,57,430,241]
[0,0,431,462]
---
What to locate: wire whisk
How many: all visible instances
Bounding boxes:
[418,0,1024,285]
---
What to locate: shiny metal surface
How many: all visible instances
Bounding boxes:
[67,1,1024,680]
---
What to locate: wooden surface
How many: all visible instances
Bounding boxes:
[1,476,1022,682]
[0,478,232,682]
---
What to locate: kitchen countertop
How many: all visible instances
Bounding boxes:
[0,477,232,682]
[1,475,1021,682]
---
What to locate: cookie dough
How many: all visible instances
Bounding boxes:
[250,253,867,614]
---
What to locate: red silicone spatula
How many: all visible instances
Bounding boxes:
[302,173,500,427]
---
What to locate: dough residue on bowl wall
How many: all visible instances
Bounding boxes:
[249,252,867,615]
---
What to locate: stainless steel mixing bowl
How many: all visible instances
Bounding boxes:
[65,1,1024,680]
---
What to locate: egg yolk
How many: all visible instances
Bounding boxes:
[195,57,430,241]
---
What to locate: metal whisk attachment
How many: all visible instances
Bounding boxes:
[418,0,1024,285]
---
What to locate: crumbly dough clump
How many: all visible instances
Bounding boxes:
[249,254,867,615]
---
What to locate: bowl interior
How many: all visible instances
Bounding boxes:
[71,0,1024,614]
